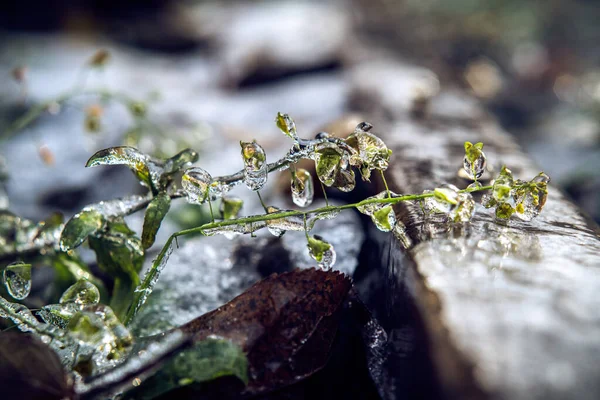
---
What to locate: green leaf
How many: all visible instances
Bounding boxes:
[464,141,484,163]
[220,197,244,220]
[307,235,331,263]
[142,192,171,249]
[275,112,297,139]
[433,187,458,205]
[88,219,144,319]
[85,146,152,188]
[59,209,105,251]
[163,148,199,175]
[372,205,394,231]
[129,339,248,399]
[314,147,342,186]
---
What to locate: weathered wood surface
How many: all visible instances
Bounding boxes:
[351,60,600,400]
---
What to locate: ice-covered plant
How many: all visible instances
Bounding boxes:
[0,53,551,398]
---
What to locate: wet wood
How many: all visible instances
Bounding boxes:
[351,60,600,400]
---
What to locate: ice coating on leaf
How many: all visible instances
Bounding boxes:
[2,261,32,300]
[357,190,397,231]
[133,240,174,317]
[38,303,80,329]
[60,279,101,308]
[423,185,459,215]
[463,141,487,180]
[209,180,233,199]
[163,148,199,175]
[266,206,305,237]
[220,196,244,220]
[423,184,475,222]
[346,123,392,181]
[485,168,549,222]
[84,194,151,219]
[307,235,336,269]
[291,168,314,207]
[275,112,298,140]
[67,304,134,374]
[448,192,476,222]
[513,173,550,222]
[333,157,356,192]
[241,140,268,191]
[77,330,189,396]
[60,209,105,251]
[493,166,514,202]
[312,143,343,187]
[86,146,154,188]
[182,167,212,205]
[372,205,396,232]
[463,142,486,180]
[142,192,171,249]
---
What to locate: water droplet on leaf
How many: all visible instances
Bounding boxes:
[2,261,31,300]
[182,167,212,205]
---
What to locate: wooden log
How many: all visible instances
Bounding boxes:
[350,60,600,400]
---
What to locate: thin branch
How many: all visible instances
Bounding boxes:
[124,184,493,325]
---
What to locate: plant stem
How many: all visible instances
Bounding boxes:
[256,191,269,213]
[0,297,62,341]
[380,170,391,199]
[320,181,329,206]
[3,88,152,141]
[124,184,492,325]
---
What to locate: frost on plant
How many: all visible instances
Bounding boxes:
[1,98,554,398]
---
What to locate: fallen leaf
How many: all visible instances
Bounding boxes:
[0,332,75,400]
[178,267,352,394]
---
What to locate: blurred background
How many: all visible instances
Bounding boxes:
[0,0,599,223]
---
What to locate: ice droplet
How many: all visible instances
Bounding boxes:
[345,123,391,181]
[357,191,397,232]
[241,141,268,191]
[291,168,314,207]
[333,157,356,192]
[77,330,187,396]
[463,141,487,180]
[312,143,342,186]
[513,174,549,222]
[423,185,475,223]
[60,279,100,308]
[493,166,514,202]
[182,167,212,204]
[307,235,336,269]
[275,112,298,140]
[68,304,134,374]
[2,261,32,300]
[448,192,476,222]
